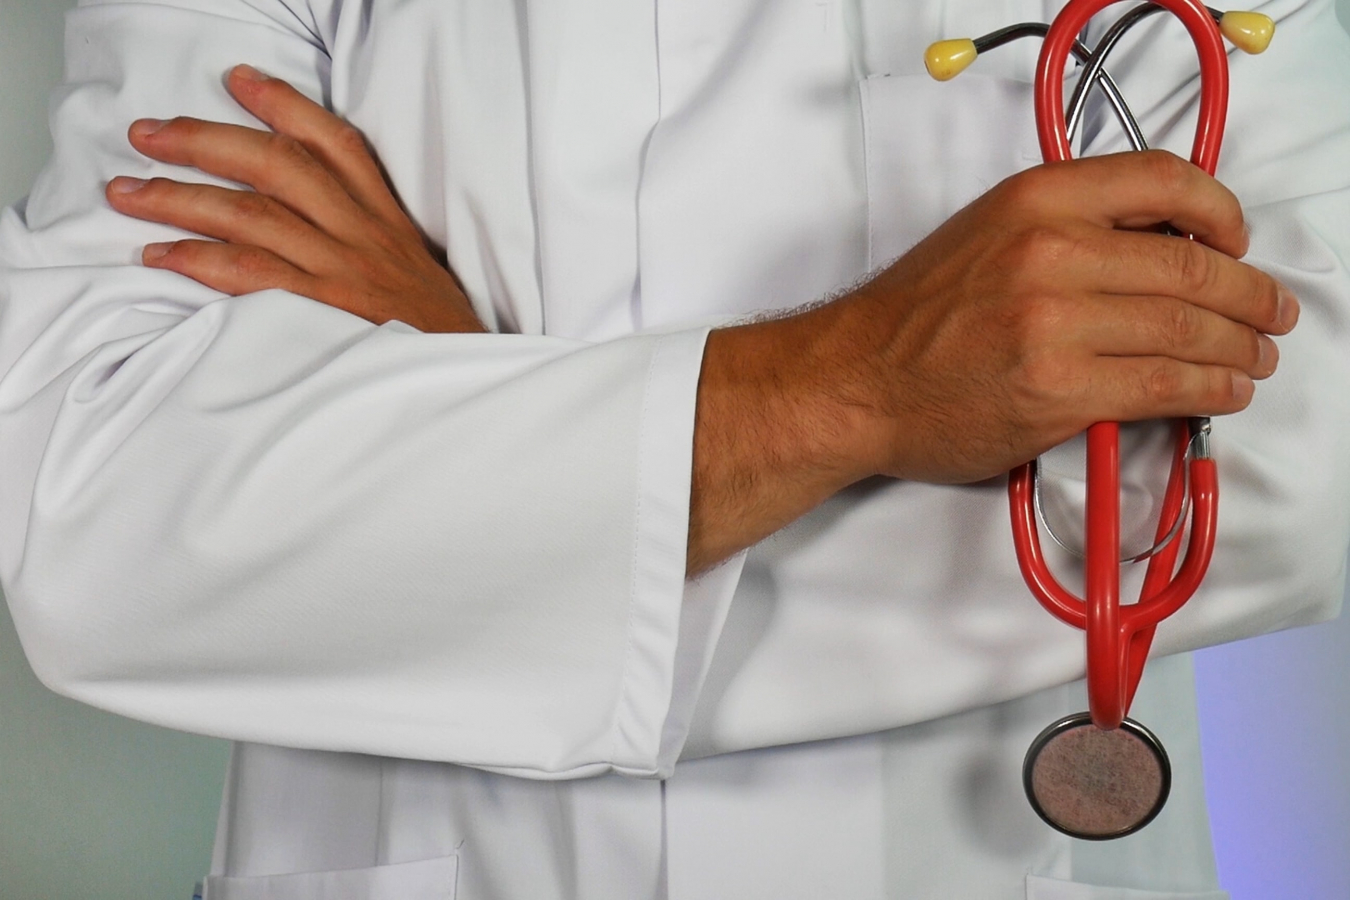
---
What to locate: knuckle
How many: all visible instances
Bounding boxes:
[1013,293,1070,346]
[264,132,313,171]
[1162,301,1201,350]
[999,167,1048,210]
[313,278,359,312]
[1141,150,1189,196]
[1008,225,1075,274]
[1170,241,1214,294]
[351,247,395,287]
[349,253,378,282]
[232,246,276,281]
[366,220,413,261]
[232,190,279,222]
[331,123,372,160]
[1009,339,1079,412]
[1018,354,1071,403]
[1144,362,1184,404]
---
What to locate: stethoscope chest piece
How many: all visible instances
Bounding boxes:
[1023,712,1172,840]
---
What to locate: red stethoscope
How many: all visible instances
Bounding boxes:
[926,0,1273,840]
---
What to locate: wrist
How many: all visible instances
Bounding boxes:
[687,299,883,573]
[708,303,879,488]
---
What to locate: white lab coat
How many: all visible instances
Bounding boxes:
[1,0,1348,897]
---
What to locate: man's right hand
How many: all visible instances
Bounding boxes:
[688,150,1298,574]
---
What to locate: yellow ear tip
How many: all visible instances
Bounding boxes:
[1220,11,1275,54]
[924,38,978,81]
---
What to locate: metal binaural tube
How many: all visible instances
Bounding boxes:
[964,22,1150,150]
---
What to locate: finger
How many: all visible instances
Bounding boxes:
[1079,294,1278,380]
[225,65,414,233]
[1093,357,1255,422]
[1026,150,1248,258]
[142,239,323,300]
[108,176,337,274]
[125,117,373,247]
[1080,227,1298,336]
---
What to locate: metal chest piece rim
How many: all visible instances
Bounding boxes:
[1023,712,1172,841]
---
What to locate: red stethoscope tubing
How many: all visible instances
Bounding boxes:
[1010,0,1227,730]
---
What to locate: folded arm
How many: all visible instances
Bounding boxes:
[108,68,1292,577]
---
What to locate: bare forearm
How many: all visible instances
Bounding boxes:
[687,302,875,575]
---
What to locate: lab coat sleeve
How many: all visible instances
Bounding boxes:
[0,0,712,779]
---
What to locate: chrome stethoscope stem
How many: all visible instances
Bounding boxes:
[1062,5,1227,146]
[972,4,1230,152]
[972,22,1148,150]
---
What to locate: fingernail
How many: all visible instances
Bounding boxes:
[233,64,269,82]
[130,118,167,138]
[1232,371,1254,403]
[1277,284,1301,331]
[1256,334,1278,376]
[142,242,173,263]
[1241,219,1252,255]
[108,176,147,194]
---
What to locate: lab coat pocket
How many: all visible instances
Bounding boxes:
[860,72,1041,269]
[202,854,458,900]
[1026,873,1228,900]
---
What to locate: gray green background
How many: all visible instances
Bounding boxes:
[1,1,233,896]
[1,1,1348,897]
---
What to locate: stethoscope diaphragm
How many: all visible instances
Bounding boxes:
[1023,712,1171,840]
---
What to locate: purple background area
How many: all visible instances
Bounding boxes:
[1195,594,1350,899]
[1194,13,1350,885]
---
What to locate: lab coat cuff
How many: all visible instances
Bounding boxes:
[605,325,733,777]
[653,554,746,777]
